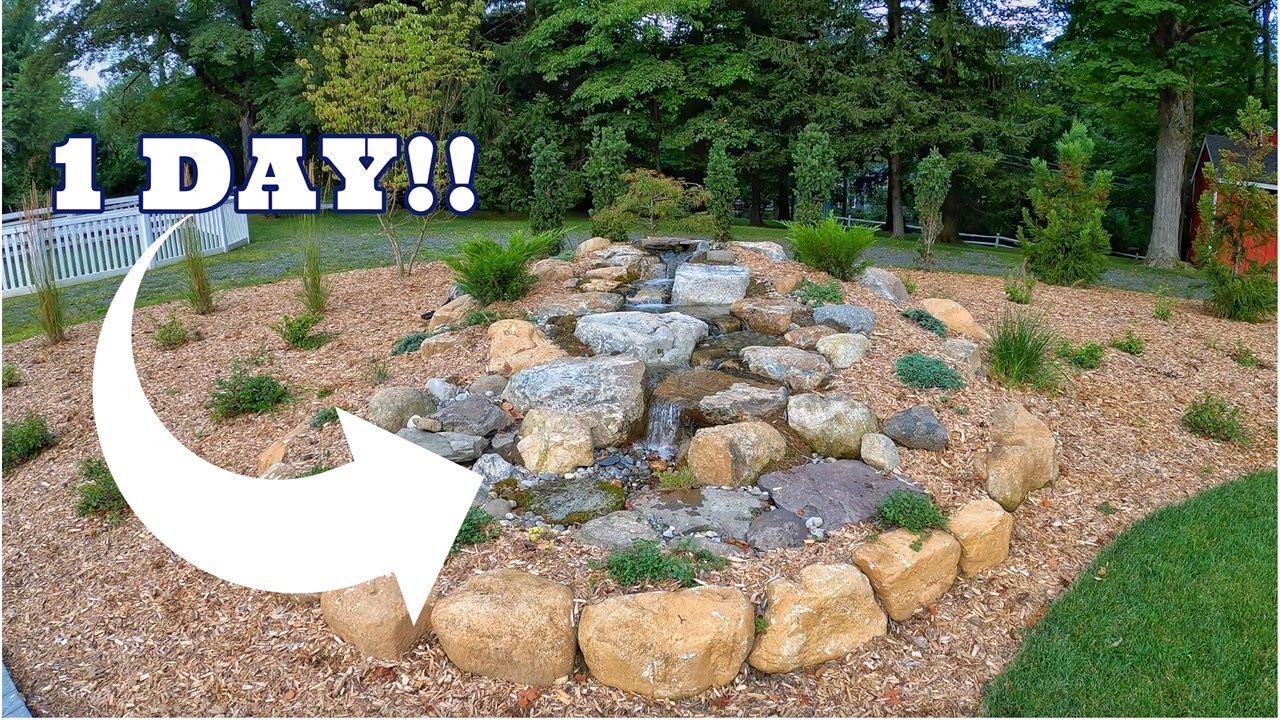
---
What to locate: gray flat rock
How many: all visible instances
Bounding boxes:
[630,487,769,542]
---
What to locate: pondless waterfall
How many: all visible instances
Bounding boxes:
[641,397,682,460]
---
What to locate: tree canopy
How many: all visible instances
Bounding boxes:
[7,0,1276,267]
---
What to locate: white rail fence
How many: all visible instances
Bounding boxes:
[834,215,1146,260]
[1,197,250,298]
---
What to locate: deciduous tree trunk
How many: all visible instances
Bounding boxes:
[887,152,905,237]
[939,188,961,244]
[1147,87,1194,267]
[238,99,257,185]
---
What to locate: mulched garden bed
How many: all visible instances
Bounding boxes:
[2,250,1274,716]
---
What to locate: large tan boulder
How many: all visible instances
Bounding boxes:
[367,386,436,433]
[531,258,576,283]
[786,393,878,458]
[487,319,567,376]
[748,564,887,674]
[948,498,1013,575]
[852,529,961,622]
[730,298,798,334]
[517,407,595,474]
[418,332,458,358]
[784,324,839,350]
[574,236,612,258]
[321,575,433,659]
[428,294,476,332]
[584,265,634,282]
[431,570,576,687]
[976,403,1059,511]
[687,421,786,487]
[919,298,989,341]
[578,586,754,699]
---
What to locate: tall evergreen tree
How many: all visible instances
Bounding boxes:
[529,136,569,235]
[1019,122,1113,286]
[792,123,838,225]
[705,139,738,242]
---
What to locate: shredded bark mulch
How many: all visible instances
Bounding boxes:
[2,254,1275,717]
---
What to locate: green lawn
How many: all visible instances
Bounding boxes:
[982,468,1278,717]
[1,211,1202,344]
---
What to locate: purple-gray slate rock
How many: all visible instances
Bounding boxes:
[431,395,514,437]
[882,405,949,452]
[746,510,810,551]
[756,460,925,530]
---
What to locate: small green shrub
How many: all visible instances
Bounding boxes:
[902,277,918,295]
[598,540,726,587]
[876,490,947,535]
[300,463,333,477]
[895,353,965,390]
[589,206,631,242]
[986,310,1062,390]
[1109,330,1145,356]
[1182,393,1249,445]
[1058,340,1105,370]
[461,308,501,327]
[152,313,190,350]
[788,217,877,280]
[1199,264,1278,323]
[452,506,500,553]
[310,406,339,429]
[755,616,768,633]
[791,278,844,307]
[1153,292,1176,321]
[1230,343,1260,367]
[390,331,431,356]
[272,312,329,350]
[2,412,56,471]
[441,231,559,305]
[1004,269,1036,305]
[74,457,127,524]
[364,356,391,385]
[2,363,20,388]
[657,467,699,491]
[208,360,290,421]
[900,309,947,336]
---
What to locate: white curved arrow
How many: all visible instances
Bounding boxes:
[92,216,480,623]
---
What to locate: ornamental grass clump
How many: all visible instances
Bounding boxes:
[986,310,1063,390]
[788,217,877,281]
[441,230,558,304]
[20,187,66,344]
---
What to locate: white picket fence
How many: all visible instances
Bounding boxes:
[1,197,250,298]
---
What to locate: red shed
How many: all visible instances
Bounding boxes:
[1187,133,1278,269]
